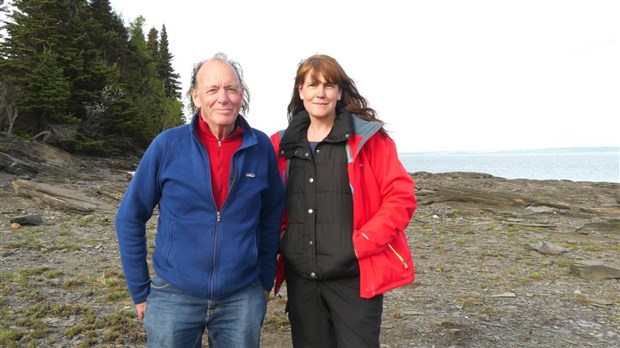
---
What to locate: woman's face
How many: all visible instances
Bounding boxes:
[299,72,342,120]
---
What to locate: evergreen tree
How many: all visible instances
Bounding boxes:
[0,0,101,135]
[62,0,111,117]
[147,27,159,59]
[0,0,184,153]
[18,47,73,134]
[158,25,182,100]
[89,0,129,66]
[116,16,161,144]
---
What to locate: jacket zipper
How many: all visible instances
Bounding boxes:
[388,244,409,269]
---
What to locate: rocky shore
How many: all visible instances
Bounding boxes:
[1,135,619,347]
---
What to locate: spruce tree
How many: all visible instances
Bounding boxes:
[158,25,181,100]
[147,27,159,59]
[19,47,73,134]
[90,0,129,67]
[0,0,100,136]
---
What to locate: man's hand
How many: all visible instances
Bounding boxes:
[136,302,146,321]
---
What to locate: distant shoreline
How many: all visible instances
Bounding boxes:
[400,146,619,156]
[399,148,619,183]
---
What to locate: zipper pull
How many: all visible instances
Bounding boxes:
[217,211,221,222]
[388,244,408,269]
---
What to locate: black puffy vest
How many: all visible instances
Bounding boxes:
[278,111,359,280]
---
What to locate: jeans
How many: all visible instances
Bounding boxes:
[144,275,266,348]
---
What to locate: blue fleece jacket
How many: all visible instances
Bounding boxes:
[115,114,285,304]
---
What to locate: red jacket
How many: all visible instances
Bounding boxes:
[270,115,417,298]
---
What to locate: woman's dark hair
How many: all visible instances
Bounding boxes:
[287,54,387,136]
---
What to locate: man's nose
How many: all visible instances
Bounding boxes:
[216,89,230,103]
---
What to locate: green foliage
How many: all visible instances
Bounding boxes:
[159,25,182,100]
[0,0,184,154]
[19,47,74,129]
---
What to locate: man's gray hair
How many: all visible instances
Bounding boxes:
[186,52,251,116]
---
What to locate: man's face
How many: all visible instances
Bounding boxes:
[191,60,243,131]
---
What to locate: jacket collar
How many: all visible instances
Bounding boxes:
[280,110,353,154]
[189,112,256,148]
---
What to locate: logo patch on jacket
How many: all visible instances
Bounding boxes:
[245,172,256,178]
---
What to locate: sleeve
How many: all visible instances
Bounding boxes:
[352,134,417,259]
[114,139,162,304]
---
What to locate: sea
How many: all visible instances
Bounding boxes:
[399,147,620,183]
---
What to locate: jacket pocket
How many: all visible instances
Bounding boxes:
[163,221,176,267]
[150,274,171,289]
[388,243,409,270]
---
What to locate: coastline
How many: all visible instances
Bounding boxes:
[400,147,620,183]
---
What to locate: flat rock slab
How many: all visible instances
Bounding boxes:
[570,260,620,280]
[11,179,116,214]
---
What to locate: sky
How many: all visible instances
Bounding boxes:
[108,0,619,153]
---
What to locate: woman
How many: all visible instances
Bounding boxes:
[270,54,417,347]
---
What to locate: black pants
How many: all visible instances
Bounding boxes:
[285,272,383,348]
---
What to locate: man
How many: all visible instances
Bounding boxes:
[115,53,285,348]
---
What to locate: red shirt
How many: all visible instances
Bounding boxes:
[196,118,243,210]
